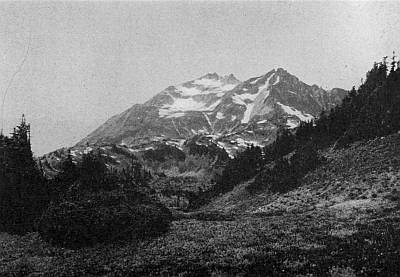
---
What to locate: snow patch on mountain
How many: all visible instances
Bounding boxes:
[83,147,93,154]
[232,77,273,105]
[175,85,203,96]
[167,98,205,112]
[232,95,246,106]
[171,119,182,135]
[193,78,237,92]
[159,108,170,117]
[203,112,212,128]
[286,118,299,129]
[277,102,314,122]
[207,99,222,110]
[242,103,255,124]
[250,76,264,85]
[273,76,280,85]
[174,74,239,97]
[235,74,274,123]
[257,81,272,96]
[166,112,186,118]
[159,97,222,117]
[216,112,225,119]
[234,137,261,147]
[153,73,241,118]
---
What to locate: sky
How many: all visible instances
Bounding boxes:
[1,1,399,155]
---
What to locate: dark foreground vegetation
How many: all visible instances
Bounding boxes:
[2,56,400,276]
[36,188,172,248]
[2,208,400,276]
[0,116,173,249]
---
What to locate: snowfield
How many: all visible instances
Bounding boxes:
[216,112,225,119]
[166,112,186,118]
[158,97,222,117]
[286,118,299,129]
[233,74,274,124]
[277,102,314,122]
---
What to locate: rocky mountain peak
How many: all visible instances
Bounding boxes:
[275,67,288,75]
[77,68,348,155]
[201,72,220,80]
[221,74,241,85]
[195,73,241,86]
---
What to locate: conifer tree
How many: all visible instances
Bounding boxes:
[53,149,78,197]
[77,149,108,191]
[0,116,50,234]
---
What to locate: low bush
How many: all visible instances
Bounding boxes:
[36,188,172,248]
[1,257,34,277]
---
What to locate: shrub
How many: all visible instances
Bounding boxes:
[1,257,34,277]
[36,188,172,248]
[329,266,356,277]
[359,194,368,200]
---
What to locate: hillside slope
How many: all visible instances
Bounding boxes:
[5,133,400,277]
[203,132,400,215]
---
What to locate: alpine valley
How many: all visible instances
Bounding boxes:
[6,58,400,277]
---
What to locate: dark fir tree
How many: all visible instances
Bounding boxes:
[76,149,110,191]
[52,149,78,200]
[0,116,50,234]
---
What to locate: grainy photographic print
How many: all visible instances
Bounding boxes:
[1,0,400,276]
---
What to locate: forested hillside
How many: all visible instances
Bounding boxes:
[210,55,400,197]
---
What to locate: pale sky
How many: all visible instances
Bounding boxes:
[1,1,399,155]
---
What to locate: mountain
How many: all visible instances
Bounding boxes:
[76,68,347,156]
[77,72,241,147]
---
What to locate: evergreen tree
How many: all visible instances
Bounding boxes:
[51,149,79,200]
[0,116,50,234]
[121,156,152,189]
[77,149,109,191]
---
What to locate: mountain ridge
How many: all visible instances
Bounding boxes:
[76,68,347,155]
